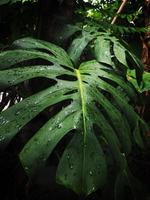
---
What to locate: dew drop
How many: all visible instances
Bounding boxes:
[16,124,21,131]
[73,125,76,129]
[69,165,73,169]
[0,118,9,125]
[32,108,37,112]
[57,123,62,129]
[24,166,29,171]
[89,171,93,176]
[67,154,70,160]
[49,127,52,131]
[15,111,20,116]
[122,153,125,157]
[92,186,95,191]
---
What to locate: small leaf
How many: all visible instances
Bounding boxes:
[0,36,147,197]
[13,37,73,68]
[68,31,95,64]
[94,36,112,66]
[113,42,128,67]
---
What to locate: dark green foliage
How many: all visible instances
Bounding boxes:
[0,1,150,200]
[0,33,149,198]
[128,70,150,92]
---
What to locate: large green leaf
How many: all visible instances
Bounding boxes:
[68,30,96,65]
[68,28,143,84]
[142,71,150,92]
[0,37,148,196]
[94,36,112,66]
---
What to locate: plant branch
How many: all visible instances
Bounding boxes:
[111,0,128,25]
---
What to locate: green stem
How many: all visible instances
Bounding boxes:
[75,69,87,140]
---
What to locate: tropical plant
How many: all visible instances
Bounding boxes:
[0,32,148,198]
[128,70,150,92]
[142,72,150,92]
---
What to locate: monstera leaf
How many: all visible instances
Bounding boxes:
[65,25,143,79]
[0,37,148,196]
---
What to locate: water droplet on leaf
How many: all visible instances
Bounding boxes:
[15,111,20,116]
[49,127,52,131]
[57,123,62,129]
[25,166,29,171]
[92,186,95,191]
[89,171,93,176]
[0,118,9,125]
[16,124,21,131]
[69,165,73,169]
[73,125,76,129]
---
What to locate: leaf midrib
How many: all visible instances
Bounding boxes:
[75,69,87,138]
[75,69,87,192]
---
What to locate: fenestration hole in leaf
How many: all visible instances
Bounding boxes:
[27,77,57,94]
[94,100,112,119]
[12,58,52,68]
[43,99,73,120]
[36,48,54,55]
[98,62,113,69]
[93,124,116,175]
[64,90,78,96]
[46,130,75,166]
[61,65,74,72]
[98,76,117,87]
[96,86,112,99]
[56,74,77,81]
[83,80,88,84]
[81,72,90,76]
